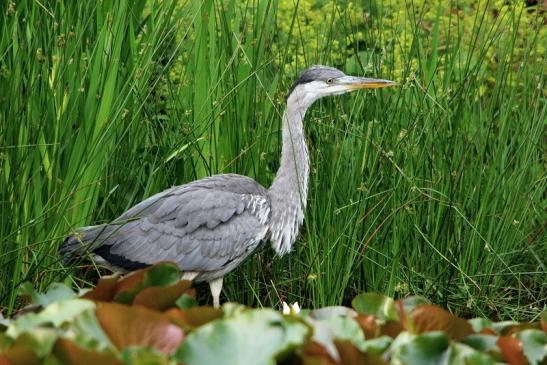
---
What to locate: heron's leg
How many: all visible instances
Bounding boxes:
[181,272,199,281]
[209,277,223,308]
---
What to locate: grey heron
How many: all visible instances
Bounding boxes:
[60,66,396,307]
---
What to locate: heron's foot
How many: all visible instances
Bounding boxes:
[181,271,199,281]
[209,277,223,308]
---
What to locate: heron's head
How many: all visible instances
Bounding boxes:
[287,65,396,108]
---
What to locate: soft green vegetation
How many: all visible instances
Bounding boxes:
[0,0,545,322]
[1,263,546,365]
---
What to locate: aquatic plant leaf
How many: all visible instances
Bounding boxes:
[446,342,495,365]
[175,309,309,365]
[496,336,527,365]
[165,306,223,330]
[335,340,387,365]
[7,299,95,338]
[309,306,357,320]
[120,347,172,365]
[394,331,449,365]
[18,283,76,308]
[175,293,197,309]
[95,302,184,355]
[410,304,473,340]
[133,280,193,311]
[113,262,181,304]
[53,338,124,365]
[351,293,398,321]
[82,263,185,306]
[461,333,501,354]
[398,296,430,313]
[516,329,546,365]
[9,328,57,357]
[0,346,39,365]
[81,274,120,302]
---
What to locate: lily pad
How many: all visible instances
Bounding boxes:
[175,309,309,365]
[446,342,495,365]
[53,338,124,365]
[175,293,197,309]
[0,345,40,365]
[352,293,399,322]
[165,306,223,330]
[7,299,95,338]
[496,336,527,365]
[95,302,184,355]
[410,304,472,340]
[133,280,193,311]
[18,282,76,308]
[120,347,172,365]
[461,334,501,358]
[398,296,430,313]
[81,274,120,302]
[516,329,546,365]
[394,331,449,365]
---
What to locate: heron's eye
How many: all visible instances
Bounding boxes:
[326,78,333,84]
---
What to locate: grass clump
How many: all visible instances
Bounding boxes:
[0,0,545,322]
[0,0,179,311]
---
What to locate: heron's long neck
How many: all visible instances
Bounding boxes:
[268,101,310,255]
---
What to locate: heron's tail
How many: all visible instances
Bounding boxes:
[59,225,105,265]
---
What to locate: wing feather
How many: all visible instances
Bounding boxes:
[95,174,270,274]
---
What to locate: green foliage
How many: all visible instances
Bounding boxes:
[352,293,399,321]
[1,0,545,324]
[0,0,180,312]
[1,264,546,365]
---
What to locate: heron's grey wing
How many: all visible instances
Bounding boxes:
[94,174,270,273]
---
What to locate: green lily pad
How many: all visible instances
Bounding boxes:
[468,318,493,333]
[175,309,309,365]
[516,329,546,365]
[120,347,172,365]
[7,299,95,338]
[446,342,495,365]
[10,328,58,357]
[19,282,76,308]
[71,309,114,351]
[321,315,366,348]
[351,293,399,321]
[399,296,430,313]
[175,293,197,309]
[394,331,449,365]
[461,334,500,354]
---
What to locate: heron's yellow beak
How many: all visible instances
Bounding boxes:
[338,76,397,90]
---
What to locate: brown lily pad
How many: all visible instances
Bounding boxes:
[335,340,387,365]
[354,315,403,339]
[354,315,378,339]
[165,306,223,330]
[95,302,185,355]
[0,347,39,365]
[410,304,473,341]
[81,274,120,302]
[497,336,527,365]
[298,341,338,365]
[53,338,125,365]
[133,280,193,311]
